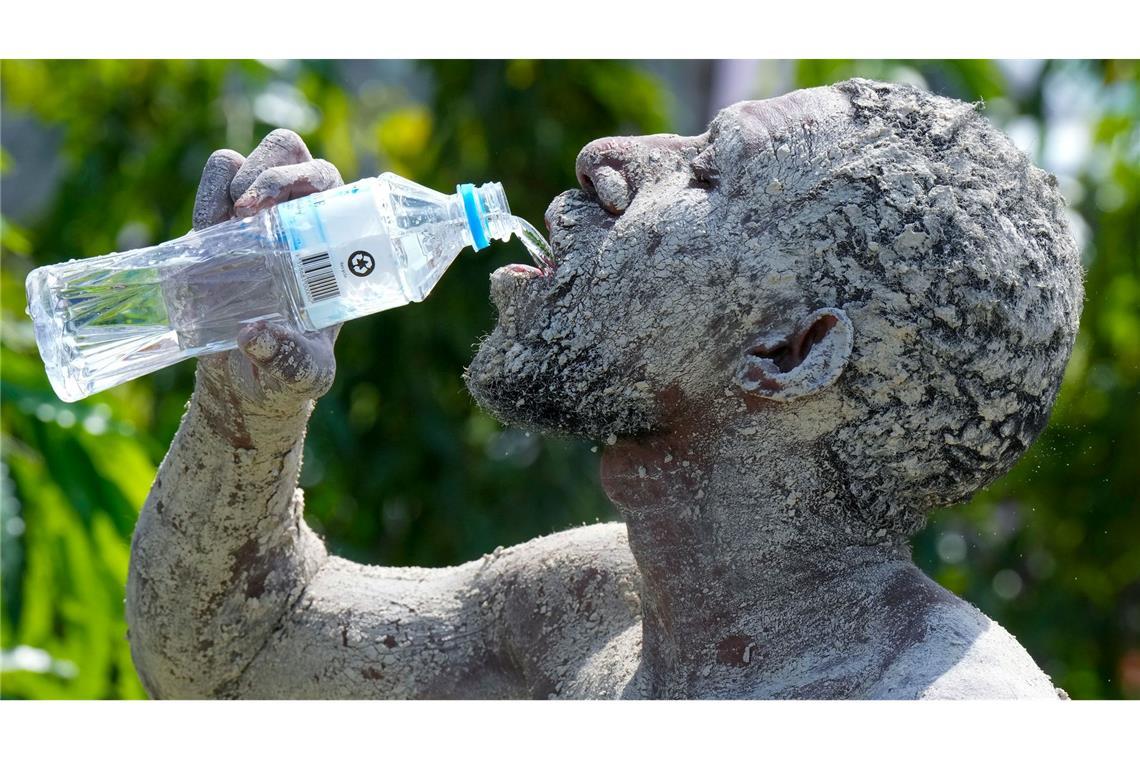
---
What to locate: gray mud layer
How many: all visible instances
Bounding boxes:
[127,80,1081,699]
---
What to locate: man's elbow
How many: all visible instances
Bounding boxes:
[125,514,328,699]
[125,565,234,699]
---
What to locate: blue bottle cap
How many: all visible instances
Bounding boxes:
[457,183,490,251]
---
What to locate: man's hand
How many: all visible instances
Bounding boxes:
[192,128,343,414]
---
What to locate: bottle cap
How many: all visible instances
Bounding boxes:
[457,183,490,251]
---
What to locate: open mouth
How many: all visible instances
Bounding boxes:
[489,209,573,317]
[488,190,598,300]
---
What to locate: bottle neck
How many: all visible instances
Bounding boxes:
[456,182,514,251]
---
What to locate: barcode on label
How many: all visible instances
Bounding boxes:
[300,252,340,303]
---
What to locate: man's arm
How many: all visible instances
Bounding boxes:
[235,522,641,699]
[125,130,340,697]
[126,368,327,697]
[232,553,522,698]
[125,130,518,698]
[127,374,529,698]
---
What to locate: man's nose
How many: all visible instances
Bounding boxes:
[574,134,696,215]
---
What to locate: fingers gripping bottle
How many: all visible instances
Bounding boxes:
[25,174,542,402]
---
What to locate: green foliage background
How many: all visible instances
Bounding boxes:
[1,60,1136,699]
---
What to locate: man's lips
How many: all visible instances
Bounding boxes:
[500,263,545,277]
[489,262,546,314]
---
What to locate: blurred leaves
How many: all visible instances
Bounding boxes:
[1,59,1136,699]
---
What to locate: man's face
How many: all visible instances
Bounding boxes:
[465,86,852,440]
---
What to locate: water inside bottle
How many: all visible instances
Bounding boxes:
[26,232,298,401]
[40,266,184,390]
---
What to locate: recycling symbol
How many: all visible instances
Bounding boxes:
[348,250,375,277]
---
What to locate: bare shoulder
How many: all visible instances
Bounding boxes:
[484,521,641,624]
[481,521,643,697]
[871,579,1060,699]
[486,521,638,581]
[914,612,1061,699]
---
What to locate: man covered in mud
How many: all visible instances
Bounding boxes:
[126,78,1083,699]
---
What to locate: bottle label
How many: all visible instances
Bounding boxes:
[276,181,406,330]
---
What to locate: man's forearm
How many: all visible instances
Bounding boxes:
[125,368,328,698]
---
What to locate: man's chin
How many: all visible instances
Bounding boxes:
[462,334,581,437]
[463,331,657,441]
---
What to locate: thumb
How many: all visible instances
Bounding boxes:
[237,321,337,400]
[240,324,281,363]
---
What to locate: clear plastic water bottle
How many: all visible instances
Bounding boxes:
[25,173,552,402]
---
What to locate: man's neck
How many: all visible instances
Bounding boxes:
[600,417,911,697]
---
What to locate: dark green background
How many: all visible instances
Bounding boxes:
[1,60,1136,699]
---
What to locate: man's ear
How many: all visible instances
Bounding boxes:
[736,307,853,401]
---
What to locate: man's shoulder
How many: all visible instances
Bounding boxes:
[914,611,1061,699]
[871,583,1059,699]
[478,521,638,592]
[518,520,632,550]
[477,520,640,633]
[469,521,641,694]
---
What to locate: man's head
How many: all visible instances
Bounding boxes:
[465,78,1083,536]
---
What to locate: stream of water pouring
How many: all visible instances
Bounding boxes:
[510,216,557,273]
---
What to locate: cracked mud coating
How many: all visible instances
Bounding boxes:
[127,80,1083,699]
[466,78,1082,540]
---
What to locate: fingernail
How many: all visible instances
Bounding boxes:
[241,328,278,361]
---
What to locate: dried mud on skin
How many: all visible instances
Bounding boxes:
[127,79,1081,699]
